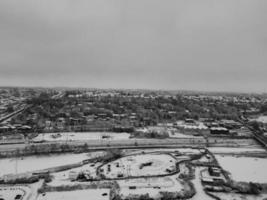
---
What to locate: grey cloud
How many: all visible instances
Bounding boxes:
[0,0,266,92]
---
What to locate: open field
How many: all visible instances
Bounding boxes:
[0,152,104,176]
[118,175,183,199]
[124,148,202,155]
[32,132,130,142]
[215,155,267,183]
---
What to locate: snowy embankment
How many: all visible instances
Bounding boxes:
[32,132,131,142]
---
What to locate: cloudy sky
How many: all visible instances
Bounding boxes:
[0,0,266,92]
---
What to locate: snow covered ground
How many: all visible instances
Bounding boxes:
[32,132,131,142]
[0,185,32,200]
[37,189,110,200]
[0,152,103,176]
[100,153,176,178]
[118,175,183,199]
[215,155,267,183]
[49,162,102,186]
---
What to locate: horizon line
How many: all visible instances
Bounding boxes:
[0,84,265,95]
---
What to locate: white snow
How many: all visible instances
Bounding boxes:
[0,152,102,176]
[100,153,176,178]
[0,186,31,200]
[118,175,183,199]
[32,132,130,142]
[216,155,267,183]
[49,162,102,186]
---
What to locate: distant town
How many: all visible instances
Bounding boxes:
[1,87,267,200]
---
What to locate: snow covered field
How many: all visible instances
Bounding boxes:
[0,152,103,176]
[118,175,183,199]
[0,186,31,200]
[37,189,110,200]
[32,132,131,142]
[100,153,176,178]
[215,155,267,183]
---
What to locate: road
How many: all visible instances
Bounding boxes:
[51,91,64,99]
[0,138,206,152]
[239,119,267,149]
[0,104,29,123]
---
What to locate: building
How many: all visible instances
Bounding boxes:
[230,126,252,137]
[69,171,79,181]
[219,119,242,129]
[210,127,229,135]
[55,118,65,130]
[208,167,221,177]
[201,167,226,185]
[175,119,209,135]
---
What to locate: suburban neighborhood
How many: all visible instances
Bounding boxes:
[0,87,267,200]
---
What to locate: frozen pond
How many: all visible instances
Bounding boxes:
[216,155,267,183]
[32,132,131,142]
[0,152,103,176]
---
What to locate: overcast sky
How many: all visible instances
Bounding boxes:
[0,0,266,92]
